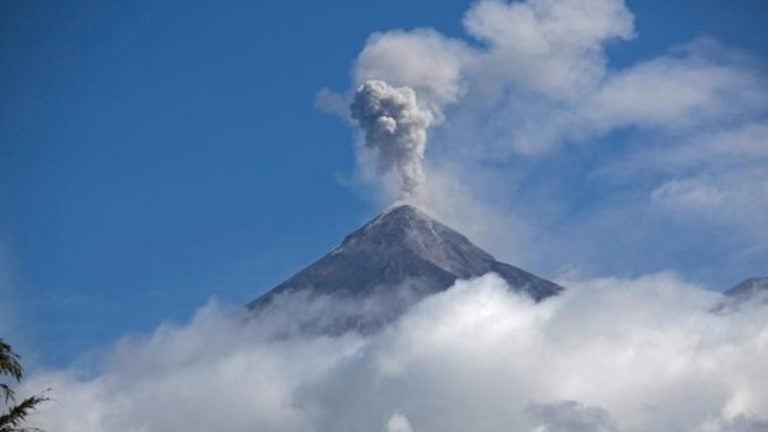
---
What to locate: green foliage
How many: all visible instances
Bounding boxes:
[0,339,48,432]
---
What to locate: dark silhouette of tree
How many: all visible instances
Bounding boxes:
[0,339,48,432]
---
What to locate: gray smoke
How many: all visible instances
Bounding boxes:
[350,80,433,199]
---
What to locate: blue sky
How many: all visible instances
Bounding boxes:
[1,0,767,367]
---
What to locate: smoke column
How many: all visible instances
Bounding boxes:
[350,80,433,199]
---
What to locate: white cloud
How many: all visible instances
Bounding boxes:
[578,40,767,135]
[637,123,768,172]
[385,413,414,432]
[314,87,350,119]
[463,0,634,99]
[354,29,471,114]
[22,273,768,432]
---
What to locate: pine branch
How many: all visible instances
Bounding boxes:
[0,340,23,382]
[0,393,50,431]
[0,385,13,404]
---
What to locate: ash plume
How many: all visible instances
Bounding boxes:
[350,80,433,200]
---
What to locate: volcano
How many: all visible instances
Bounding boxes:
[247,204,563,331]
[724,276,768,306]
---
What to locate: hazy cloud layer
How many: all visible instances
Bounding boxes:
[23,273,768,432]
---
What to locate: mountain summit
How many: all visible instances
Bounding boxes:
[724,276,768,305]
[247,204,563,330]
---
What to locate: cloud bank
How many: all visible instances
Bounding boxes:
[22,273,768,432]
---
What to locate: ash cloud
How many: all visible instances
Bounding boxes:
[22,272,768,432]
[350,80,433,200]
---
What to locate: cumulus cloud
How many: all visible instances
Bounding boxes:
[355,29,471,113]
[22,273,768,432]
[385,413,414,432]
[350,80,434,200]
[463,0,634,99]
[354,0,635,109]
